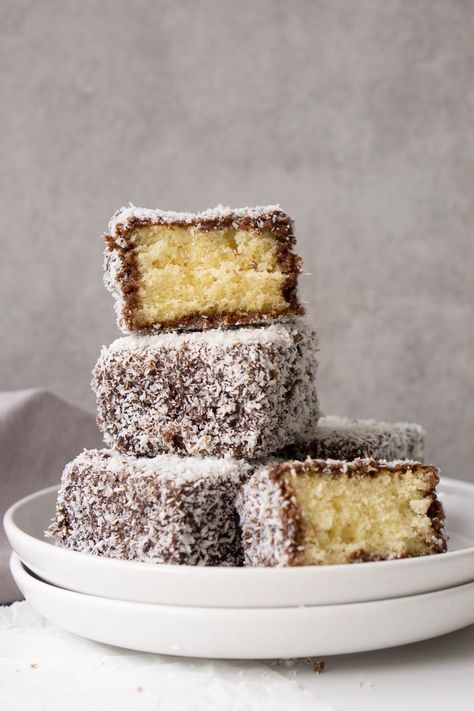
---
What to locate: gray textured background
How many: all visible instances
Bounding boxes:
[1,0,473,479]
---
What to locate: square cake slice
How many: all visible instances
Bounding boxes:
[281,416,425,461]
[92,320,319,458]
[47,449,252,566]
[237,458,446,566]
[104,204,304,333]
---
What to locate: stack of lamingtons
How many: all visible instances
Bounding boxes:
[48,205,446,567]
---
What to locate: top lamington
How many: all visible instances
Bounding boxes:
[103,204,304,333]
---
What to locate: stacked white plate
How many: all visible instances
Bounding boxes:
[5,477,474,659]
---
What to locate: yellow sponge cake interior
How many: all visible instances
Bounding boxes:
[291,465,440,564]
[134,225,288,327]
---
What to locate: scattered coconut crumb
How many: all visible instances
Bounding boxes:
[274,659,295,667]
[137,686,143,693]
[359,681,374,688]
[302,657,326,673]
[30,663,38,669]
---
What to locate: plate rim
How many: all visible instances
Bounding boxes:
[10,552,474,659]
[11,551,474,612]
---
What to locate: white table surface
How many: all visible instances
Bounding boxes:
[1,601,473,711]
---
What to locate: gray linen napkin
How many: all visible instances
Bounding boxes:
[0,388,103,603]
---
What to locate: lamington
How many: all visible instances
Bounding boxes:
[104,204,304,333]
[282,416,425,461]
[92,320,319,458]
[237,458,446,566]
[47,449,252,566]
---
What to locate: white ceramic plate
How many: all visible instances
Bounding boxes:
[10,553,474,658]
[5,478,474,608]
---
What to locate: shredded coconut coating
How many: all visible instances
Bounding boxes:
[281,415,425,461]
[237,470,299,567]
[237,458,446,567]
[47,449,252,566]
[108,203,283,242]
[92,320,320,458]
[103,249,130,331]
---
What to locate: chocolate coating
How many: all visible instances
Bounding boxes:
[92,321,320,458]
[47,449,252,566]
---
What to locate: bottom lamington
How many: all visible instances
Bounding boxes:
[47,449,252,566]
[237,458,447,566]
[281,416,425,461]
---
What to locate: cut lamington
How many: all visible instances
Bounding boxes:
[47,449,252,566]
[104,204,304,333]
[237,458,446,566]
[282,416,425,461]
[92,320,319,458]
